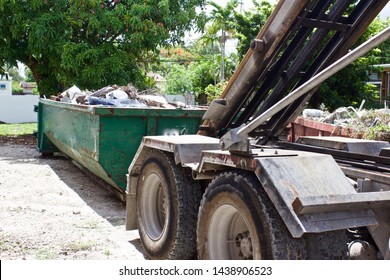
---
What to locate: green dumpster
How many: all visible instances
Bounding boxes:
[37,99,206,195]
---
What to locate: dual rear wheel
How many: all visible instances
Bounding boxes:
[136,151,344,260]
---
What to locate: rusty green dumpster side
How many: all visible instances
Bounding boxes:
[37,99,206,194]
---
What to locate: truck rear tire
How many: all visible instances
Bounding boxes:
[197,171,306,260]
[136,150,201,259]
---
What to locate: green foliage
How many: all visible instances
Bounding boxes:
[194,22,221,85]
[205,80,228,103]
[208,0,238,32]
[0,0,205,96]
[208,0,238,81]
[11,81,23,94]
[163,1,271,104]
[358,17,390,65]
[6,67,23,82]
[195,22,220,55]
[144,76,157,89]
[313,61,370,111]
[364,123,390,141]
[233,0,273,59]
[164,50,237,104]
[165,64,191,95]
[25,68,35,82]
[165,59,216,97]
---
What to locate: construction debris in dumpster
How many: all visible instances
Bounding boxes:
[300,103,390,141]
[50,84,192,109]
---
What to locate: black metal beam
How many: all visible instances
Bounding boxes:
[300,18,352,32]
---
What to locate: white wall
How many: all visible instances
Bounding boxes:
[0,78,13,96]
[0,95,39,123]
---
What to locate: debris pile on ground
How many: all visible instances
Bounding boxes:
[301,104,390,141]
[51,85,192,109]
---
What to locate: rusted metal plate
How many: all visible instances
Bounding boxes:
[298,210,377,234]
[293,192,390,215]
[289,117,352,142]
[197,148,298,173]
[297,136,390,155]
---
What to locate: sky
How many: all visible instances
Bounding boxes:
[380,2,390,18]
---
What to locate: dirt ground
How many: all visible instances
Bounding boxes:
[0,141,145,260]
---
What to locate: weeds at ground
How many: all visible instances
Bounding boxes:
[63,241,96,253]
[0,123,37,136]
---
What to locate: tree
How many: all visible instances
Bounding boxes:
[165,64,192,95]
[5,66,23,82]
[196,22,220,85]
[359,17,390,65]
[165,59,215,97]
[163,49,238,105]
[205,80,228,103]
[188,59,217,97]
[0,0,205,97]
[208,0,238,82]
[25,68,36,83]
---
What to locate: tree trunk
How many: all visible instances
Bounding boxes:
[221,29,226,82]
[27,56,44,97]
[212,42,217,86]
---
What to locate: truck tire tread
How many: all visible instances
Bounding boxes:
[137,149,202,259]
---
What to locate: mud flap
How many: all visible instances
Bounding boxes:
[254,152,386,238]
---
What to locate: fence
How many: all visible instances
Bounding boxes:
[0,95,39,123]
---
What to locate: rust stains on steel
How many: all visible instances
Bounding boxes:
[198,148,299,173]
[108,107,115,115]
[199,151,257,172]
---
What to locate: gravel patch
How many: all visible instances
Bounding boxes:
[0,143,145,260]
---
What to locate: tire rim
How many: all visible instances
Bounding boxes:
[208,204,254,260]
[141,173,167,241]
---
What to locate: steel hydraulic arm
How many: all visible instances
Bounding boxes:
[198,0,389,145]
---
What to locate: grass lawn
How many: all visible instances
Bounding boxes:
[0,123,37,136]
